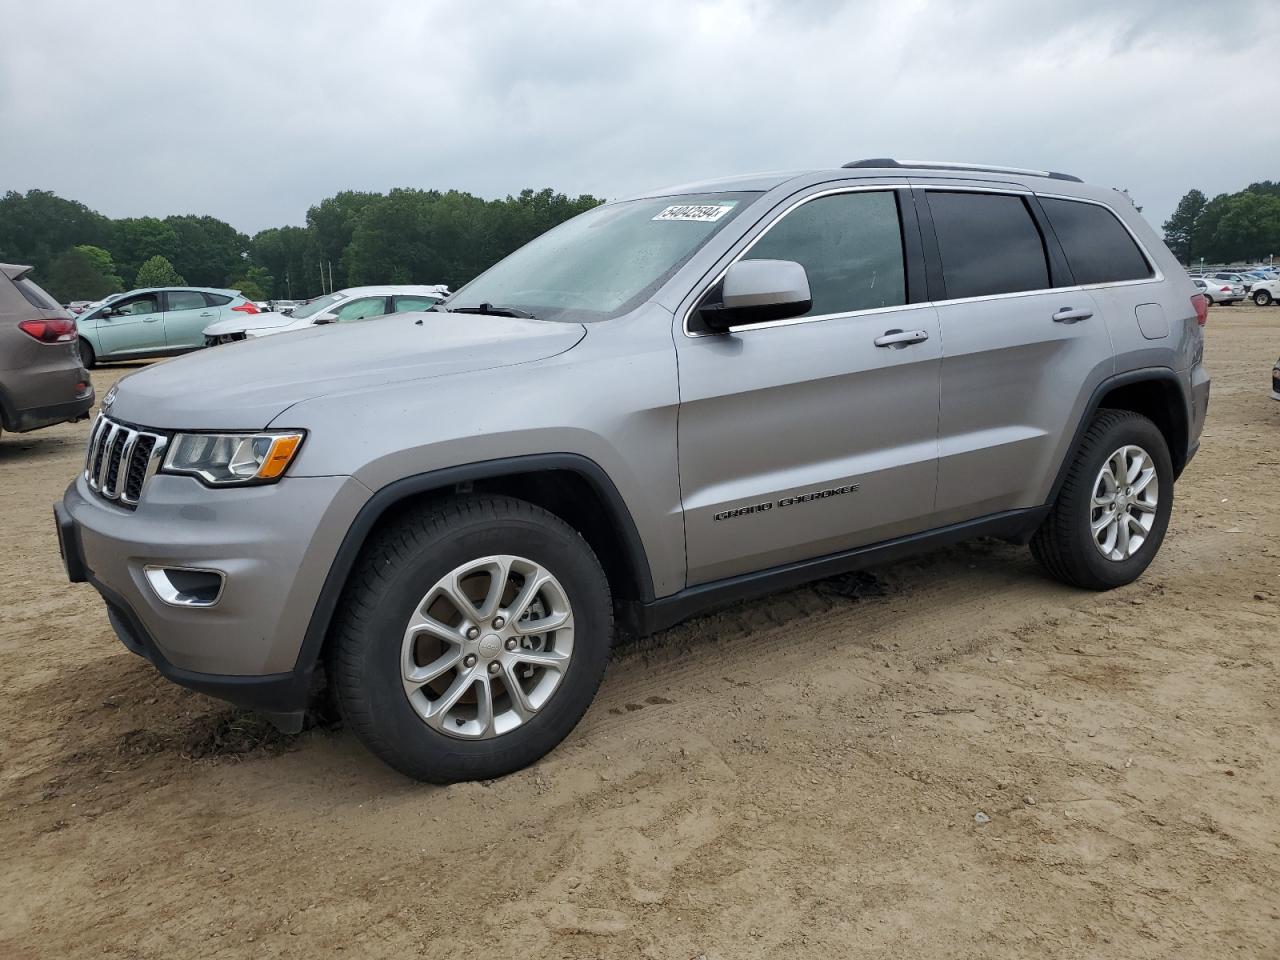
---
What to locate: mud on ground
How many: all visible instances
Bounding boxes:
[1,305,1277,959]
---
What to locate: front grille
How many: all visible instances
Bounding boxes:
[83,415,168,508]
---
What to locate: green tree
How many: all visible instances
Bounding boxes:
[164,214,251,287]
[44,246,125,302]
[111,217,180,286]
[1162,188,1207,263]
[1209,192,1280,262]
[251,226,313,298]
[134,254,185,288]
[228,265,273,301]
[306,190,383,287]
[0,189,111,278]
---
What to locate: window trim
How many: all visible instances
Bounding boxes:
[682,183,924,338]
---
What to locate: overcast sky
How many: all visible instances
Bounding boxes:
[3,0,1277,235]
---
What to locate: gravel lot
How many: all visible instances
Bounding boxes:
[2,304,1277,959]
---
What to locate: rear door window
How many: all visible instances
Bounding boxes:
[744,190,907,318]
[165,290,207,311]
[926,191,1050,299]
[333,297,390,323]
[1039,197,1152,285]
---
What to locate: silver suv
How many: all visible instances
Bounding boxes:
[55,160,1212,782]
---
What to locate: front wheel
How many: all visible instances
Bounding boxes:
[1030,409,1174,590]
[78,338,96,369]
[1254,290,1273,307]
[330,495,613,783]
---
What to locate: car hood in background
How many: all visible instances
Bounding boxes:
[203,310,296,335]
[108,313,586,429]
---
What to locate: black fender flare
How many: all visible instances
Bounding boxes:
[291,453,654,680]
[1046,366,1191,506]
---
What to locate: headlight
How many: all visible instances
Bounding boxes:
[162,431,305,486]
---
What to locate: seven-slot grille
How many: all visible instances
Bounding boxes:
[84,415,168,508]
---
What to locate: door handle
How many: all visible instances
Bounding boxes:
[200,312,214,317]
[874,328,930,348]
[143,317,161,323]
[1052,306,1093,323]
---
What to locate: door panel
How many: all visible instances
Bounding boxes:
[932,290,1110,523]
[918,188,1115,524]
[162,291,218,350]
[676,308,941,584]
[96,294,165,356]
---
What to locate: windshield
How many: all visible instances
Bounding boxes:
[445,192,758,322]
[291,292,348,319]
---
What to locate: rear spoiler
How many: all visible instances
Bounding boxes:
[1,263,33,282]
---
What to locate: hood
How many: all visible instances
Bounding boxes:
[108,312,586,429]
[203,310,295,335]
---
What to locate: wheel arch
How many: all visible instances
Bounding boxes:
[292,454,655,681]
[1048,367,1191,507]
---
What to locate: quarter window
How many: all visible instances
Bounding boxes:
[204,293,233,307]
[394,295,443,313]
[1039,197,1152,285]
[744,190,906,318]
[927,191,1050,299]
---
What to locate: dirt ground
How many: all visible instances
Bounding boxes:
[1,304,1277,960]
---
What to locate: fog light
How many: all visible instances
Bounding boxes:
[144,566,225,607]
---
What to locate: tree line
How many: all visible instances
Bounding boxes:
[1161,179,1280,266]
[0,186,602,303]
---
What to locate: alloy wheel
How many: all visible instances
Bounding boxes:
[1089,444,1159,562]
[400,554,574,739]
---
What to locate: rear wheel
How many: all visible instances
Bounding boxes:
[1031,409,1173,590]
[330,495,613,783]
[78,338,96,369]
[1254,290,1273,307]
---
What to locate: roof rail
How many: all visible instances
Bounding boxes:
[841,158,1083,183]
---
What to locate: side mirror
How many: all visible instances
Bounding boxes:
[697,259,812,333]
[313,314,337,325]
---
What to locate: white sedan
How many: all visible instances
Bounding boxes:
[203,284,449,344]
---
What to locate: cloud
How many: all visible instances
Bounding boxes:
[1,0,1276,234]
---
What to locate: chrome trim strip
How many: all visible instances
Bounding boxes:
[681,182,1164,339]
[113,430,139,500]
[95,422,119,491]
[84,415,105,484]
[143,565,225,608]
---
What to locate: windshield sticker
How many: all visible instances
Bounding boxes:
[652,203,735,223]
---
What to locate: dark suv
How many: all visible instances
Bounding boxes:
[0,264,93,438]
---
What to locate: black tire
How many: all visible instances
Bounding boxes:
[1030,409,1174,590]
[1254,290,1273,307]
[330,495,613,783]
[78,338,96,369]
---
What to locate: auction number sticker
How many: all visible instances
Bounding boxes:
[652,203,735,223]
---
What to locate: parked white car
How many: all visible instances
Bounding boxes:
[203,284,450,344]
[1192,277,1245,306]
[1249,277,1280,306]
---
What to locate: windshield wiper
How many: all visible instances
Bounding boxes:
[445,302,538,320]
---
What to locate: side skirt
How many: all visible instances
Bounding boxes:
[621,506,1049,637]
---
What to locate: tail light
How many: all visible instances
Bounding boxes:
[1190,293,1208,326]
[231,303,259,314]
[17,318,77,343]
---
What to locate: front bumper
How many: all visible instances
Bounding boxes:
[59,471,370,724]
